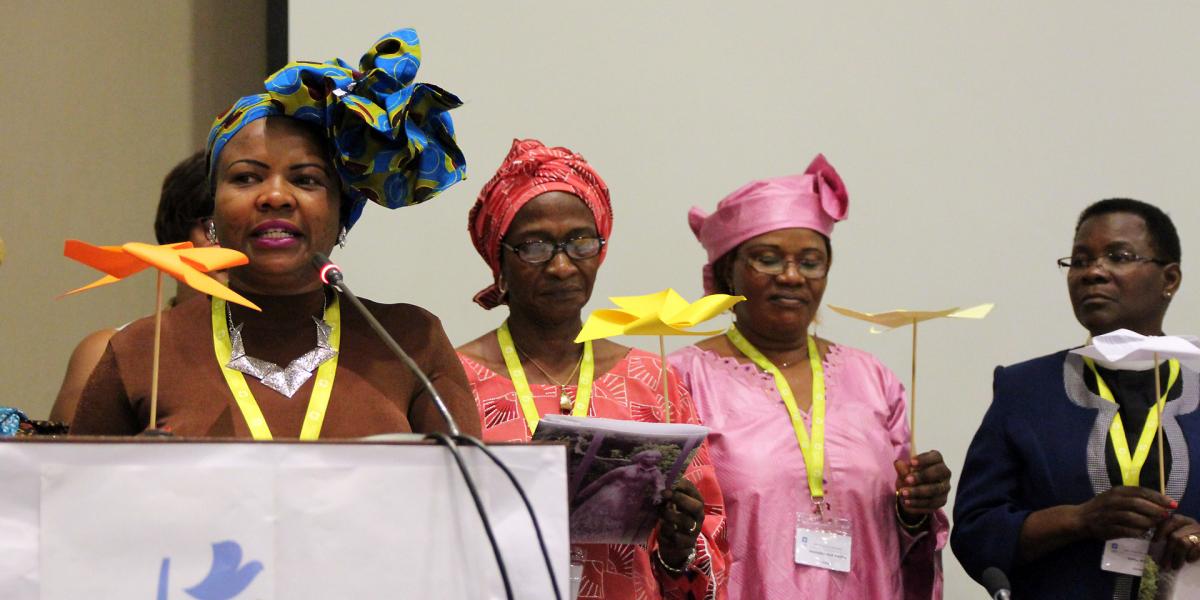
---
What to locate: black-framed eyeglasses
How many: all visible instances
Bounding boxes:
[501,236,606,264]
[740,251,829,280]
[1056,251,1168,273]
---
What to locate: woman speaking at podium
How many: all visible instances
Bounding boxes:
[456,138,729,599]
[71,29,480,440]
[953,199,1200,597]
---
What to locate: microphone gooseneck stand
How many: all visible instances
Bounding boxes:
[313,254,562,600]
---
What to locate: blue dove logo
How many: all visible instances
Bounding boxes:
[156,540,263,600]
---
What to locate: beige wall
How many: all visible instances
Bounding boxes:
[290,4,1200,597]
[0,1,264,419]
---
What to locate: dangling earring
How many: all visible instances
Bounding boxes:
[337,227,347,248]
[205,220,219,245]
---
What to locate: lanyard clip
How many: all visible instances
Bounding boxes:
[812,496,826,520]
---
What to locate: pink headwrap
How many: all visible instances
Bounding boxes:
[468,139,613,309]
[688,154,849,294]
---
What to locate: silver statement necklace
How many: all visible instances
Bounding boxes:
[224,296,338,398]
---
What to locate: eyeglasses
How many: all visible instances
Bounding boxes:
[740,252,829,279]
[1056,251,1167,273]
[502,236,606,264]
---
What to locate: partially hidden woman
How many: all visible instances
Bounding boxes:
[53,151,215,425]
[670,155,951,599]
[456,139,729,599]
[71,29,481,439]
[953,198,1200,598]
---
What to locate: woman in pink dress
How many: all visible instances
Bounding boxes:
[670,154,951,599]
[457,139,729,600]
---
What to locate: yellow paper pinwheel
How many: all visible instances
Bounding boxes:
[828,302,993,457]
[827,303,993,331]
[63,240,260,311]
[575,288,743,423]
[575,288,744,343]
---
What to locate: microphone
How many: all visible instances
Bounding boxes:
[311,253,461,437]
[981,567,1012,600]
[313,254,563,599]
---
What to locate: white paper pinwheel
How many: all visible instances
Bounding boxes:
[1070,329,1200,371]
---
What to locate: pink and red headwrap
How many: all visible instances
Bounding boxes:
[468,138,613,309]
[688,154,849,294]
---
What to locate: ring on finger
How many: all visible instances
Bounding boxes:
[1188,534,1199,546]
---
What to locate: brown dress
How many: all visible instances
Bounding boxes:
[71,289,481,439]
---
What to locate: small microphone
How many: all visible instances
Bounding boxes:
[981,567,1011,600]
[316,259,343,286]
[311,253,461,437]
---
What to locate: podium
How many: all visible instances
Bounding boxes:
[0,438,569,599]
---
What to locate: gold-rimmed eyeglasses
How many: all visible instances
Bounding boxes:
[1056,251,1167,274]
[740,251,829,280]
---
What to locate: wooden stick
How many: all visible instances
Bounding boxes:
[1155,351,1165,496]
[910,319,918,459]
[659,335,671,423]
[149,270,164,432]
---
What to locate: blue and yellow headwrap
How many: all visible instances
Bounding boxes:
[205,28,466,228]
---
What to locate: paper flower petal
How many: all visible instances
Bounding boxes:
[64,240,160,279]
[575,288,744,343]
[949,304,995,319]
[62,274,126,297]
[177,247,250,272]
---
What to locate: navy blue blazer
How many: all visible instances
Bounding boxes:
[952,350,1200,599]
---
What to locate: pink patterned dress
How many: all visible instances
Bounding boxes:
[459,348,729,600]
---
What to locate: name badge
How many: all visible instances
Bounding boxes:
[1101,536,1150,576]
[795,511,852,572]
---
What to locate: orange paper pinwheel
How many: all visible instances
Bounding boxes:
[63,240,259,310]
[62,239,259,432]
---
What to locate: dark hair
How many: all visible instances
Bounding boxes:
[1075,198,1181,263]
[710,232,832,294]
[154,151,210,244]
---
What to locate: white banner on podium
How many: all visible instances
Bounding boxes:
[0,440,568,600]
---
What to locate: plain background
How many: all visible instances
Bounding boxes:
[1,0,265,419]
[289,3,1199,596]
[2,2,1197,597]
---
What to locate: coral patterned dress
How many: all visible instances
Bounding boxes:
[459,347,729,600]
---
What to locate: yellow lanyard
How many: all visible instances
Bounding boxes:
[496,320,594,435]
[726,326,827,501]
[1084,357,1180,486]
[210,295,341,440]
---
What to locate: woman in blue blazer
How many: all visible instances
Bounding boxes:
[953,198,1200,598]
